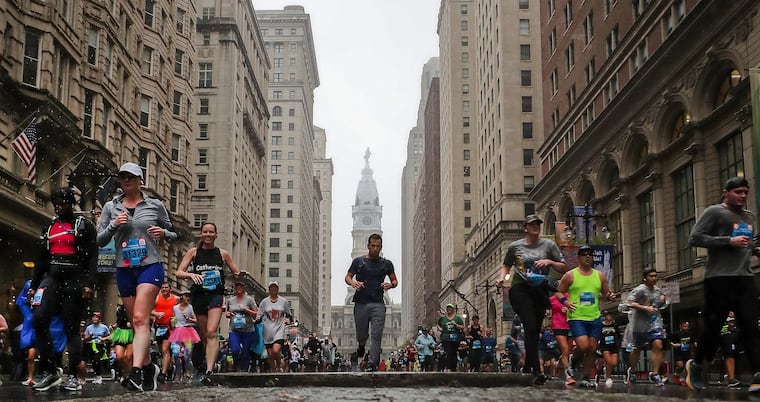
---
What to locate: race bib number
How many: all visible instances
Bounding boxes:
[32,288,45,306]
[579,291,595,306]
[485,345,493,353]
[232,313,247,330]
[121,238,148,267]
[449,332,458,341]
[681,343,689,351]
[472,340,481,349]
[604,335,614,345]
[202,270,222,290]
[156,326,168,337]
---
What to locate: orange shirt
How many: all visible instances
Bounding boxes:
[154,294,177,326]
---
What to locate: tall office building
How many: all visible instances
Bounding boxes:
[0,1,196,315]
[313,125,333,335]
[437,0,478,318]
[401,57,438,336]
[191,0,270,298]
[256,6,321,332]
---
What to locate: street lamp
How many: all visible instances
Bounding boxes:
[565,203,609,244]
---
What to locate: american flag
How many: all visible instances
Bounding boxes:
[12,117,37,183]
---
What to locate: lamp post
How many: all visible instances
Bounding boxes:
[564,203,610,244]
[474,280,499,328]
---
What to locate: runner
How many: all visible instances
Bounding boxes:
[83,312,110,385]
[225,281,257,372]
[105,304,134,386]
[176,222,244,384]
[152,282,176,382]
[168,290,201,378]
[599,310,621,387]
[669,320,694,386]
[256,281,290,373]
[549,293,573,385]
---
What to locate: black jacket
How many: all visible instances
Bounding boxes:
[31,215,99,290]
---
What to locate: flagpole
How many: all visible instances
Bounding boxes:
[33,147,88,189]
[0,108,40,146]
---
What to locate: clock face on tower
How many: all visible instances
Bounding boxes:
[362,216,372,226]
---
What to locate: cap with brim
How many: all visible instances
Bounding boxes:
[178,290,191,296]
[446,303,455,309]
[524,214,543,225]
[724,176,749,191]
[268,281,279,288]
[234,281,246,287]
[119,162,143,179]
[578,245,593,254]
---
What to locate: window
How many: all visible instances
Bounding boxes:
[464,183,471,193]
[144,0,155,27]
[519,19,530,35]
[639,190,655,269]
[461,52,469,63]
[288,108,295,116]
[605,0,617,16]
[465,217,472,228]
[462,84,470,94]
[523,149,534,166]
[174,49,184,75]
[585,58,596,84]
[673,165,696,270]
[273,91,282,99]
[550,69,558,95]
[564,0,573,29]
[522,122,533,139]
[269,268,279,277]
[83,91,94,138]
[201,7,215,19]
[169,180,178,213]
[138,148,149,183]
[171,133,181,161]
[87,28,98,65]
[271,150,282,160]
[269,253,280,263]
[194,214,208,228]
[273,58,283,68]
[567,84,576,107]
[549,0,556,16]
[519,0,529,9]
[462,68,469,79]
[140,95,151,127]
[272,122,282,131]
[564,126,576,149]
[565,41,575,73]
[271,179,281,189]
[463,117,470,127]
[549,29,557,54]
[463,101,470,112]
[173,91,182,115]
[606,25,619,57]
[199,98,209,114]
[524,176,535,192]
[463,149,471,160]
[521,96,532,113]
[633,0,649,19]
[583,12,594,45]
[464,166,471,176]
[290,28,297,35]
[273,72,283,82]
[271,165,281,174]
[195,174,207,190]
[582,103,596,129]
[604,73,619,105]
[176,8,185,33]
[461,36,468,46]
[288,123,295,131]
[460,4,468,14]
[717,133,745,184]
[198,63,212,87]
[199,124,209,139]
[630,40,648,72]
[273,42,283,53]
[290,42,296,51]
[105,40,114,77]
[272,106,282,116]
[275,28,283,36]
[269,237,280,247]
[289,58,296,67]
[22,30,40,87]
[272,136,282,145]
[461,21,468,31]
[101,100,110,145]
[198,148,208,164]
[520,70,531,86]
[520,44,531,60]
[663,0,686,35]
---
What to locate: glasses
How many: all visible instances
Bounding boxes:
[578,251,594,256]
[118,173,138,180]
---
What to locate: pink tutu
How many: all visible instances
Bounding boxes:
[168,326,200,344]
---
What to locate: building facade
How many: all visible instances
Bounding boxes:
[313,125,333,336]
[0,0,195,318]
[190,0,270,299]
[257,5,321,332]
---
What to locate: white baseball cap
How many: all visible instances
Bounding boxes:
[119,162,143,178]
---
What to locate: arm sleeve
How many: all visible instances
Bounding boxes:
[96,202,118,246]
[155,201,178,241]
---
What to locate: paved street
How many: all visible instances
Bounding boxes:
[0,372,744,401]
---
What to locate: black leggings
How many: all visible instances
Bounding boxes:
[695,276,760,371]
[442,341,458,372]
[509,282,549,375]
[32,272,84,375]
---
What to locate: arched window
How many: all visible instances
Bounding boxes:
[272,106,282,116]
[714,69,741,107]
[671,110,689,141]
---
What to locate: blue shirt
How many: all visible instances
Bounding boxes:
[85,323,110,342]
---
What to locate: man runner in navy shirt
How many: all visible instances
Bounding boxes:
[345,233,398,372]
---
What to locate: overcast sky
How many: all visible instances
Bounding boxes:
[252,0,440,305]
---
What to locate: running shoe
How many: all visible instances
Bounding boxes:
[157,373,167,384]
[565,375,576,386]
[532,373,548,386]
[143,363,159,391]
[649,372,665,387]
[727,377,742,388]
[685,359,704,391]
[33,372,62,392]
[605,378,614,387]
[625,367,636,385]
[750,372,760,392]
[200,370,215,386]
[21,377,36,386]
[565,365,575,384]
[125,369,143,392]
[63,375,82,391]
[92,375,103,384]
[579,378,597,388]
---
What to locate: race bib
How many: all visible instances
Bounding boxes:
[579,291,595,306]
[681,343,689,351]
[32,288,45,306]
[485,345,493,353]
[122,238,148,267]
[604,335,614,345]
[156,326,168,337]
[449,332,458,341]
[526,272,547,286]
[202,270,222,290]
[472,340,481,349]
[232,313,247,330]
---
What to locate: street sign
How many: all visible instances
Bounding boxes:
[660,281,680,304]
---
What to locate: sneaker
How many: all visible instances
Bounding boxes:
[625,367,636,385]
[357,344,366,359]
[200,370,215,386]
[685,359,704,391]
[33,372,62,392]
[565,365,575,384]
[750,372,760,392]
[565,375,576,386]
[21,378,36,386]
[63,375,82,391]
[92,375,103,384]
[649,372,665,387]
[532,373,548,386]
[167,364,176,381]
[142,363,159,391]
[727,377,742,388]
[125,369,143,392]
[363,364,377,373]
[157,373,167,384]
[579,378,597,388]
[605,378,614,387]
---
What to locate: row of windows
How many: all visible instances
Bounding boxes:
[261,28,299,36]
